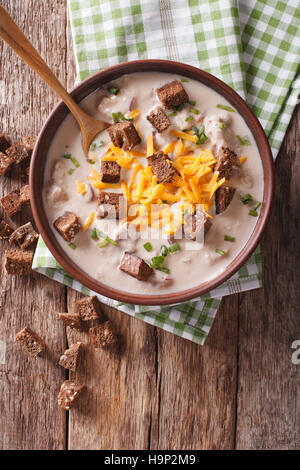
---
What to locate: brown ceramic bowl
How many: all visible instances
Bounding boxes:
[30,59,274,306]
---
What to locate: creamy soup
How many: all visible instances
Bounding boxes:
[43,72,263,295]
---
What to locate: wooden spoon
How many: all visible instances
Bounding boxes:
[0,6,109,157]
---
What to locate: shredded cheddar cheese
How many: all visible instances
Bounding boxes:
[129,162,142,189]
[129,149,146,157]
[128,109,140,119]
[163,141,176,154]
[240,156,247,164]
[147,135,154,156]
[82,212,95,231]
[102,155,119,162]
[121,181,130,201]
[174,139,185,157]
[170,130,198,143]
[117,156,133,169]
[85,119,227,233]
[76,180,86,195]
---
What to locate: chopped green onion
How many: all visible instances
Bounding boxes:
[108,86,120,95]
[97,230,118,246]
[241,193,253,205]
[151,256,165,266]
[143,242,153,252]
[237,135,251,146]
[160,245,169,257]
[98,239,109,248]
[198,133,208,144]
[188,100,196,106]
[249,209,258,217]
[216,248,226,256]
[180,78,189,83]
[88,159,96,164]
[90,139,104,151]
[253,201,262,210]
[168,111,177,117]
[63,153,80,168]
[91,228,118,245]
[67,168,75,175]
[105,237,118,246]
[219,122,226,129]
[191,125,208,146]
[112,112,119,123]
[90,228,99,240]
[216,104,235,112]
[156,266,170,274]
[150,255,170,273]
[185,116,194,122]
[189,107,200,115]
[197,124,205,134]
[68,242,76,250]
[176,104,184,111]
[224,235,236,242]
[169,242,180,253]
[70,156,80,168]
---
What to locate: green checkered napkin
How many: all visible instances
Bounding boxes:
[33,0,300,344]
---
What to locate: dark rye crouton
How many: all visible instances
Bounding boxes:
[215,146,239,179]
[58,380,85,410]
[5,142,29,165]
[0,133,10,153]
[9,222,38,249]
[1,185,30,217]
[76,295,102,321]
[0,151,14,176]
[89,321,116,348]
[0,219,14,239]
[19,184,30,205]
[4,249,33,274]
[108,122,141,151]
[1,189,21,217]
[184,211,212,241]
[22,135,37,156]
[147,151,178,183]
[101,160,121,183]
[53,211,81,242]
[58,342,82,371]
[215,186,236,214]
[157,80,189,109]
[58,312,81,330]
[119,252,153,281]
[146,107,170,133]
[16,327,45,357]
[97,191,123,219]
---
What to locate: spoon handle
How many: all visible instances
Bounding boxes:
[0,6,86,126]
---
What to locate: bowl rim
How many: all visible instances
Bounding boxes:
[30,59,274,306]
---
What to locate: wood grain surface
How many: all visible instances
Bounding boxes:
[0,0,299,450]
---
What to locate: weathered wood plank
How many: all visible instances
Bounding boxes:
[235,106,300,450]
[0,0,67,450]
[1,0,299,450]
[151,295,238,450]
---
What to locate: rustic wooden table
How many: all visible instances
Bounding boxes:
[0,1,299,450]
